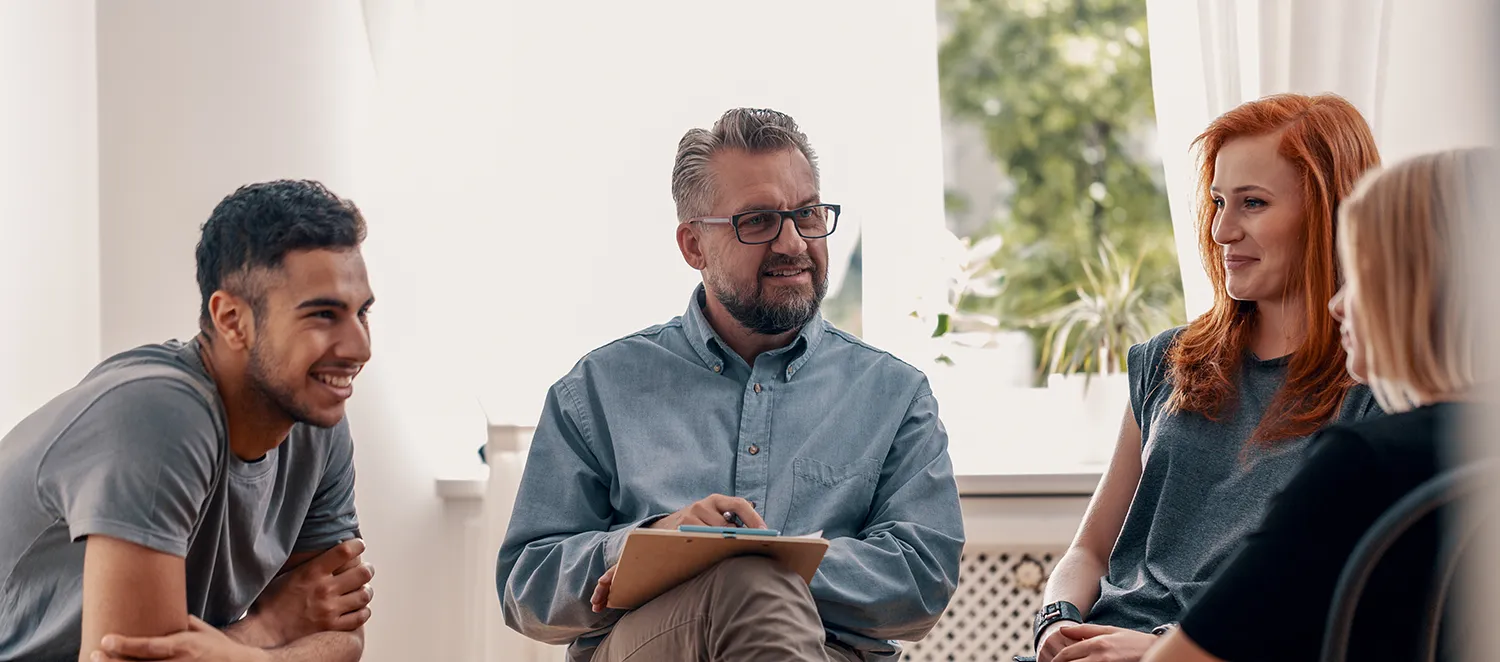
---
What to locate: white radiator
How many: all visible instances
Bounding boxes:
[900,549,1063,661]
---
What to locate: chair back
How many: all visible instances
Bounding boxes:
[1320,460,1500,662]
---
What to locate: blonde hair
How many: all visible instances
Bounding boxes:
[1337,148,1496,412]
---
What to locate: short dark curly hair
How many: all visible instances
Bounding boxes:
[195,179,367,334]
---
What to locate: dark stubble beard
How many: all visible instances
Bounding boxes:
[711,254,828,335]
[247,338,334,429]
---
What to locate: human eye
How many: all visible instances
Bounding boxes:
[738,212,777,228]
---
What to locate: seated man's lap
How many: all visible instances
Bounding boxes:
[595,556,855,662]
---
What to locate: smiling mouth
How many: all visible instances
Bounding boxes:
[763,266,811,278]
[314,373,354,388]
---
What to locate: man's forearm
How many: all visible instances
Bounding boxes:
[224,616,362,661]
[265,629,363,662]
[224,614,283,648]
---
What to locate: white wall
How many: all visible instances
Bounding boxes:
[91,3,485,661]
[96,0,373,354]
[467,0,947,426]
[0,1,99,434]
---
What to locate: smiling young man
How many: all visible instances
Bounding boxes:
[0,180,376,661]
[497,108,965,662]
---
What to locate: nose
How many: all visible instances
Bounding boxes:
[769,216,808,255]
[339,315,373,365]
[1211,205,1243,246]
[1328,287,1346,322]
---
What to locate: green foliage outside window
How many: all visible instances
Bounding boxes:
[936,0,1186,379]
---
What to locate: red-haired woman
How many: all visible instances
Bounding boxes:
[1029,93,1384,662]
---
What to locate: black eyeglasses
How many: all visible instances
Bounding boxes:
[687,203,841,245]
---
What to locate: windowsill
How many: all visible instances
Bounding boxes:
[437,402,1114,503]
[434,463,1103,502]
[435,474,488,501]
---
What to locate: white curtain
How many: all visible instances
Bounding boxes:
[1145,0,1392,319]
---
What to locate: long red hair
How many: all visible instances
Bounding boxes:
[1168,93,1380,442]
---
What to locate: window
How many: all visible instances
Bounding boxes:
[856,0,1185,473]
[448,1,1184,477]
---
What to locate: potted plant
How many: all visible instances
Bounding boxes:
[1032,239,1175,456]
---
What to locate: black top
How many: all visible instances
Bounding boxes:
[1179,403,1459,661]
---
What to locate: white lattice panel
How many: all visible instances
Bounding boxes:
[900,547,1065,661]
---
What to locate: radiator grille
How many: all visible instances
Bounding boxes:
[900,548,1064,661]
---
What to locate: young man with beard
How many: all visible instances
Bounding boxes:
[0,180,376,662]
[497,108,965,662]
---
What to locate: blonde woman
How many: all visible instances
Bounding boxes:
[1144,147,1495,662]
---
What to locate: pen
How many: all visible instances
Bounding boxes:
[722,510,747,528]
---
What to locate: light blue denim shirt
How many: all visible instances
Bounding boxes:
[497,286,964,661]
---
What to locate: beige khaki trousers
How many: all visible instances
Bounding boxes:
[592,556,862,662]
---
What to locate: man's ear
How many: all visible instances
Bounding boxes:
[677,222,708,271]
[207,290,255,351]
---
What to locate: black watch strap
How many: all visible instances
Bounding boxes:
[1033,601,1084,651]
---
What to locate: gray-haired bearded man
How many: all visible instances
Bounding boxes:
[497,108,965,662]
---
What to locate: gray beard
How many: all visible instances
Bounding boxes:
[710,272,828,335]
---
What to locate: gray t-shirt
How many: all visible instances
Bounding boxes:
[0,339,360,660]
[1087,327,1381,631]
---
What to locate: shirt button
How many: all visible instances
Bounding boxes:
[748,444,760,455]
[712,365,722,373]
[753,383,762,393]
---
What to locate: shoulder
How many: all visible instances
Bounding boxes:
[820,324,931,396]
[84,340,221,412]
[1313,404,1449,474]
[571,319,683,370]
[1127,326,1185,404]
[1128,325,1185,368]
[77,345,223,436]
[35,349,226,506]
[548,319,686,397]
[1336,383,1384,421]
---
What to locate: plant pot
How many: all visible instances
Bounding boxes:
[1046,372,1130,464]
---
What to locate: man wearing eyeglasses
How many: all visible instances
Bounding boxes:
[496,108,964,661]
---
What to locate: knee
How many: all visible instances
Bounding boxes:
[705,555,810,600]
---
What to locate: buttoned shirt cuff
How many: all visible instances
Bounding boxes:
[603,514,670,566]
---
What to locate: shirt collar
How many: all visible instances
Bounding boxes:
[682,284,826,381]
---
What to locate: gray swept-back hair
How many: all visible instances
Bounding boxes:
[671,108,820,222]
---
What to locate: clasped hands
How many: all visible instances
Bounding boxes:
[591,494,765,613]
[92,538,375,661]
[1037,622,1158,662]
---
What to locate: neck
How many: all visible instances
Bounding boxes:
[1249,297,1305,360]
[701,297,801,366]
[198,334,295,461]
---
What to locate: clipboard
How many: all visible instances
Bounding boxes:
[605,526,830,610]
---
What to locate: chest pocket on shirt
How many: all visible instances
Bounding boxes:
[789,457,882,538]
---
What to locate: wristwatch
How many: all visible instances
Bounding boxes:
[1033,601,1083,650]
